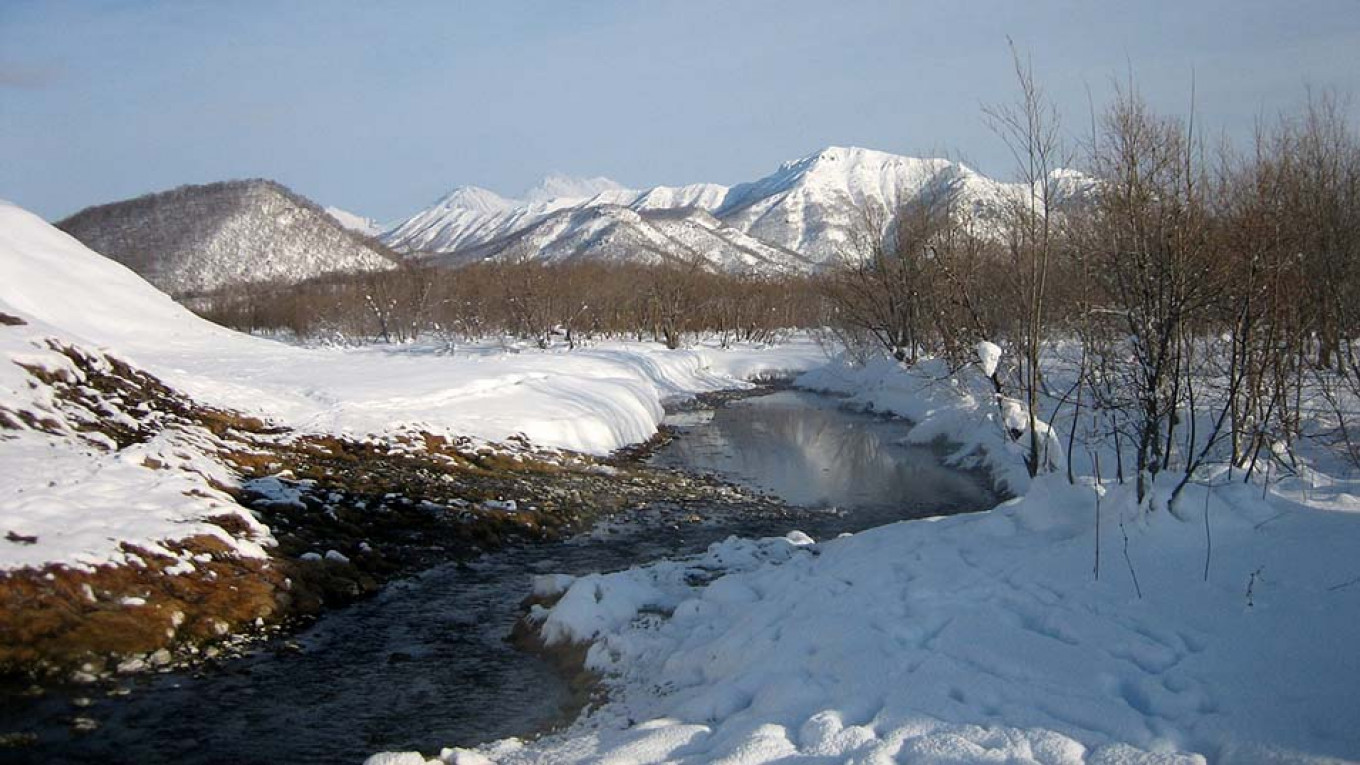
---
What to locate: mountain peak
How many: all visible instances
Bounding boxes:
[524,175,629,204]
[432,186,516,215]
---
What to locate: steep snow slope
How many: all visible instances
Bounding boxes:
[383,185,584,254]
[629,182,730,212]
[58,180,397,297]
[714,146,1015,261]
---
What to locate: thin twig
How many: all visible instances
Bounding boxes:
[1120,516,1142,599]
[1327,574,1360,593]
[1202,485,1212,582]
[1246,566,1264,607]
[1092,450,1102,581]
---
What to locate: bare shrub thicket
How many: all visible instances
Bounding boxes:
[197,260,822,350]
[815,84,1360,500]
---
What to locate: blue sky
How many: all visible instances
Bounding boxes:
[2,0,1358,222]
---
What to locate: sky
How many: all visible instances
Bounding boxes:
[2,0,1358,223]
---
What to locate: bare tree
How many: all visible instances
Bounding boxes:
[984,41,1066,478]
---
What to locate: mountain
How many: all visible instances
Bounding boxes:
[383,148,1081,273]
[58,180,398,297]
[524,174,629,204]
[436,204,814,274]
[324,206,385,238]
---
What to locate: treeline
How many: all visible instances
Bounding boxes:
[194,260,822,350]
[820,77,1360,500]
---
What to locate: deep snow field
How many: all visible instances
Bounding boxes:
[2,198,1359,764]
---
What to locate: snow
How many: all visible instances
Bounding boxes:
[325,205,386,237]
[0,200,826,571]
[9,194,1357,763]
[459,475,1360,764]
[0,428,272,570]
[381,147,1072,271]
[523,174,631,205]
[386,356,1360,764]
[977,340,1002,377]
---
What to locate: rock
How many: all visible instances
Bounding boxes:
[71,717,99,733]
[0,732,39,748]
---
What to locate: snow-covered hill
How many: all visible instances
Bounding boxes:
[58,180,399,297]
[382,147,1083,272]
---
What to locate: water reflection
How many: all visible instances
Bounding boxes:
[652,390,993,524]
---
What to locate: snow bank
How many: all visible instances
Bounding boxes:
[0,200,825,570]
[1,200,825,455]
[377,348,1360,764]
[426,475,1360,764]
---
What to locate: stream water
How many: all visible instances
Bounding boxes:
[0,389,997,765]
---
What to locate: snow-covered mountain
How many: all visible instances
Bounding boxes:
[324,206,385,238]
[58,180,399,297]
[524,174,629,204]
[382,147,1088,272]
[434,204,814,274]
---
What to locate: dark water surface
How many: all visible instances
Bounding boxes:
[0,390,997,765]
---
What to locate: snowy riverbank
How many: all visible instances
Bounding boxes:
[398,358,1360,765]
[0,200,826,572]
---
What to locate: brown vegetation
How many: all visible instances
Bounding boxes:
[195,260,823,350]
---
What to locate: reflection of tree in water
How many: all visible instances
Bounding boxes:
[656,392,994,513]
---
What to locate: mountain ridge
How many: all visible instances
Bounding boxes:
[381,146,1084,271]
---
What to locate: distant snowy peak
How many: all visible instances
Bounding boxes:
[384,146,1090,272]
[716,146,1009,260]
[324,206,384,237]
[524,174,630,204]
[430,186,518,215]
[630,182,730,212]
